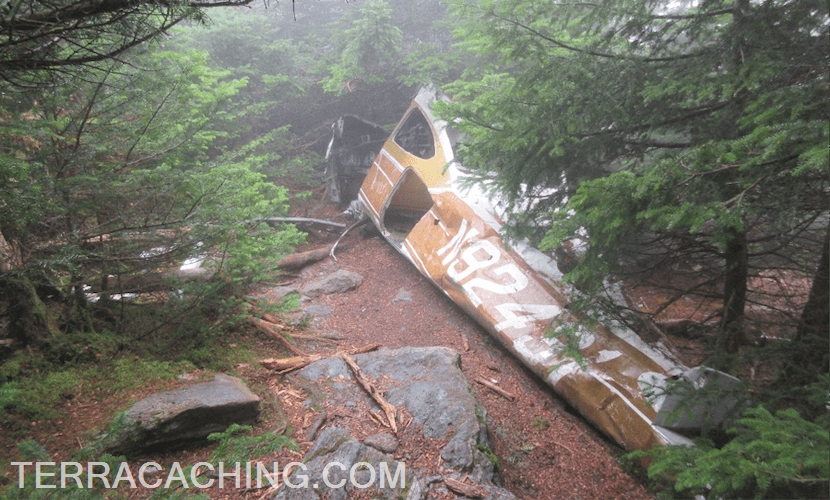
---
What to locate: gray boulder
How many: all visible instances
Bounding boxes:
[272,427,417,500]
[299,270,362,298]
[103,374,260,455]
[275,347,517,500]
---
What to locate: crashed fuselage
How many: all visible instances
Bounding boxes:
[357,88,693,451]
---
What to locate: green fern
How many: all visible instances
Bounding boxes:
[207,423,297,464]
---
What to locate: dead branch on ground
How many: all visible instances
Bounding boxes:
[257,344,380,374]
[474,376,516,401]
[248,317,309,357]
[444,477,486,498]
[341,352,398,433]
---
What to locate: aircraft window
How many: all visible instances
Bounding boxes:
[393,109,436,159]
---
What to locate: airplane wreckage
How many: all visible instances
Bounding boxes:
[325,88,743,452]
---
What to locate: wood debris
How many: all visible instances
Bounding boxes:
[474,376,516,402]
[341,353,398,433]
[249,317,308,356]
[257,344,380,374]
[276,247,331,270]
[444,477,486,498]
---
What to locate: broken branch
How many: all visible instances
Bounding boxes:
[259,355,318,371]
[283,332,340,344]
[474,377,516,402]
[249,318,309,357]
[444,477,486,498]
[368,411,388,428]
[341,353,398,433]
[257,344,380,374]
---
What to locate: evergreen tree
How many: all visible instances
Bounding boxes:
[0,0,253,84]
[439,0,828,356]
[0,49,303,346]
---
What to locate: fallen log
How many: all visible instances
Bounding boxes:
[474,377,516,402]
[259,355,315,371]
[257,344,380,374]
[341,353,397,434]
[276,247,331,271]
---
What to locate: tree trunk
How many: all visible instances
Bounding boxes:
[1,229,60,346]
[721,227,748,353]
[794,225,829,369]
[2,274,60,347]
[716,0,750,355]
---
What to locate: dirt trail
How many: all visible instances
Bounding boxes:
[294,230,653,499]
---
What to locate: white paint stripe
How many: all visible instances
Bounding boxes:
[437,218,467,256]
[651,425,694,446]
[359,190,380,220]
[596,350,623,363]
[404,239,428,275]
[375,160,394,186]
[400,245,413,264]
[381,150,405,172]
[441,226,479,267]
[589,370,653,426]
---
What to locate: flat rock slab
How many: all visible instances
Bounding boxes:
[104,374,260,455]
[274,347,517,500]
[299,270,362,298]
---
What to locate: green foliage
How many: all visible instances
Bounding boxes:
[441,0,828,368]
[320,1,402,93]
[17,440,50,462]
[0,383,20,413]
[627,405,829,499]
[477,443,500,470]
[442,0,828,223]
[0,440,132,499]
[531,416,550,430]
[544,321,589,369]
[207,423,298,464]
[0,441,211,500]
[275,293,301,313]
[0,45,305,347]
[46,331,124,365]
[0,355,192,430]
[169,9,316,133]
[0,370,77,421]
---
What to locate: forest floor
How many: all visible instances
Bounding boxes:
[272,224,656,499]
[2,194,751,499]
